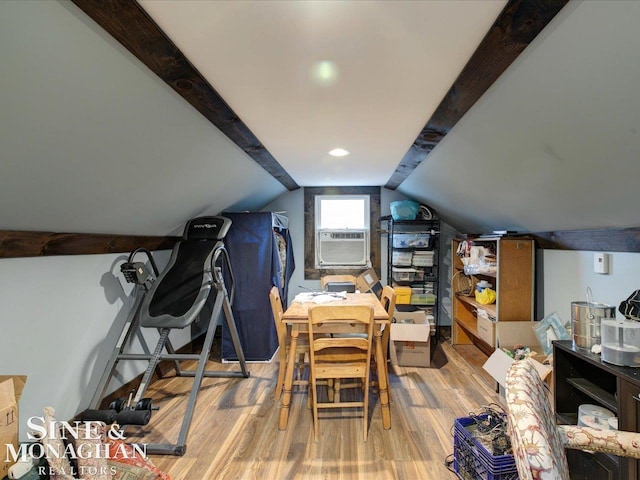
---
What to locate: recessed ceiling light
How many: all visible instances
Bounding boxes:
[310,60,339,87]
[329,148,350,157]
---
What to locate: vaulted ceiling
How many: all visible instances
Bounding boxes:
[2,0,640,237]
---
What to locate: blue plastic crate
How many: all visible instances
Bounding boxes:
[454,421,514,470]
[453,416,518,480]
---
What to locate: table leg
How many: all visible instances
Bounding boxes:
[381,324,390,364]
[380,325,392,403]
[375,328,391,430]
[278,326,299,430]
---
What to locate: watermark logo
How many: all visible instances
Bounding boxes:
[5,415,147,477]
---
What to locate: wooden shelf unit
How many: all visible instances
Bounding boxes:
[451,237,534,355]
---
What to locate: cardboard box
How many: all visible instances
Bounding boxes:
[477,309,495,346]
[356,268,382,297]
[482,322,552,390]
[390,310,431,367]
[0,376,27,478]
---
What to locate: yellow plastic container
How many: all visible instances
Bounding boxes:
[394,286,412,304]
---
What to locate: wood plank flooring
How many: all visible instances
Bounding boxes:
[122,336,500,480]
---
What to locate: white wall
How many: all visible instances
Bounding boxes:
[542,249,637,326]
[0,250,197,441]
[262,187,458,327]
[263,187,409,301]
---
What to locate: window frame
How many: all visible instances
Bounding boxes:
[304,186,381,280]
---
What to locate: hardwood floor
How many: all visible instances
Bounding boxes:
[122,335,500,480]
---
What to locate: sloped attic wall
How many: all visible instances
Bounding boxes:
[399,1,640,235]
[1,0,285,236]
[0,0,286,435]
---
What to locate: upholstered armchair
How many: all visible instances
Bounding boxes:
[505,358,640,480]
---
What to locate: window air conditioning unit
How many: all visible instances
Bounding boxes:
[316,230,370,268]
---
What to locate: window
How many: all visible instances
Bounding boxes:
[304,187,381,279]
[315,195,370,269]
[315,195,370,230]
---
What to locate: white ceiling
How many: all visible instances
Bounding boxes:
[3,0,640,237]
[137,0,507,187]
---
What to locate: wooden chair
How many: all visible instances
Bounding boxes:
[308,304,374,441]
[334,284,397,401]
[366,285,396,397]
[269,286,309,400]
[379,285,397,362]
[320,275,357,290]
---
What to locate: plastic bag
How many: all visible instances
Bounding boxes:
[475,287,496,305]
[390,200,419,220]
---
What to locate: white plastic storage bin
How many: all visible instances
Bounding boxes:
[392,250,413,266]
[412,251,434,267]
[392,233,431,248]
[412,283,434,294]
[392,267,417,283]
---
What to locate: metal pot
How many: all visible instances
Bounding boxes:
[571,300,616,349]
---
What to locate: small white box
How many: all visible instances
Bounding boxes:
[476,309,495,346]
[594,252,609,274]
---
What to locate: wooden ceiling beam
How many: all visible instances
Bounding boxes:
[0,230,179,258]
[532,227,640,253]
[385,0,569,189]
[70,0,299,191]
[5,225,640,258]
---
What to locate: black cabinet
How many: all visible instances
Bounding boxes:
[554,340,640,479]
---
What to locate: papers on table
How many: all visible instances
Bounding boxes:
[293,291,347,304]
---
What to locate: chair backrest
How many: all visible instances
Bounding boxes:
[320,275,357,289]
[308,305,374,370]
[505,359,570,480]
[380,285,396,319]
[139,216,231,329]
[269,286,286,350]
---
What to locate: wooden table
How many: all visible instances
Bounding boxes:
[279,292,392,430]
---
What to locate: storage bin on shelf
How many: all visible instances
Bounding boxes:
[453,416,517,480]
[392,267,417,283]
[392,233,431,248]
[412,283,434,294]
[394,286,412,304]
[392,250,413,266]
[411,293,436,305]
[412,250,434,267]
